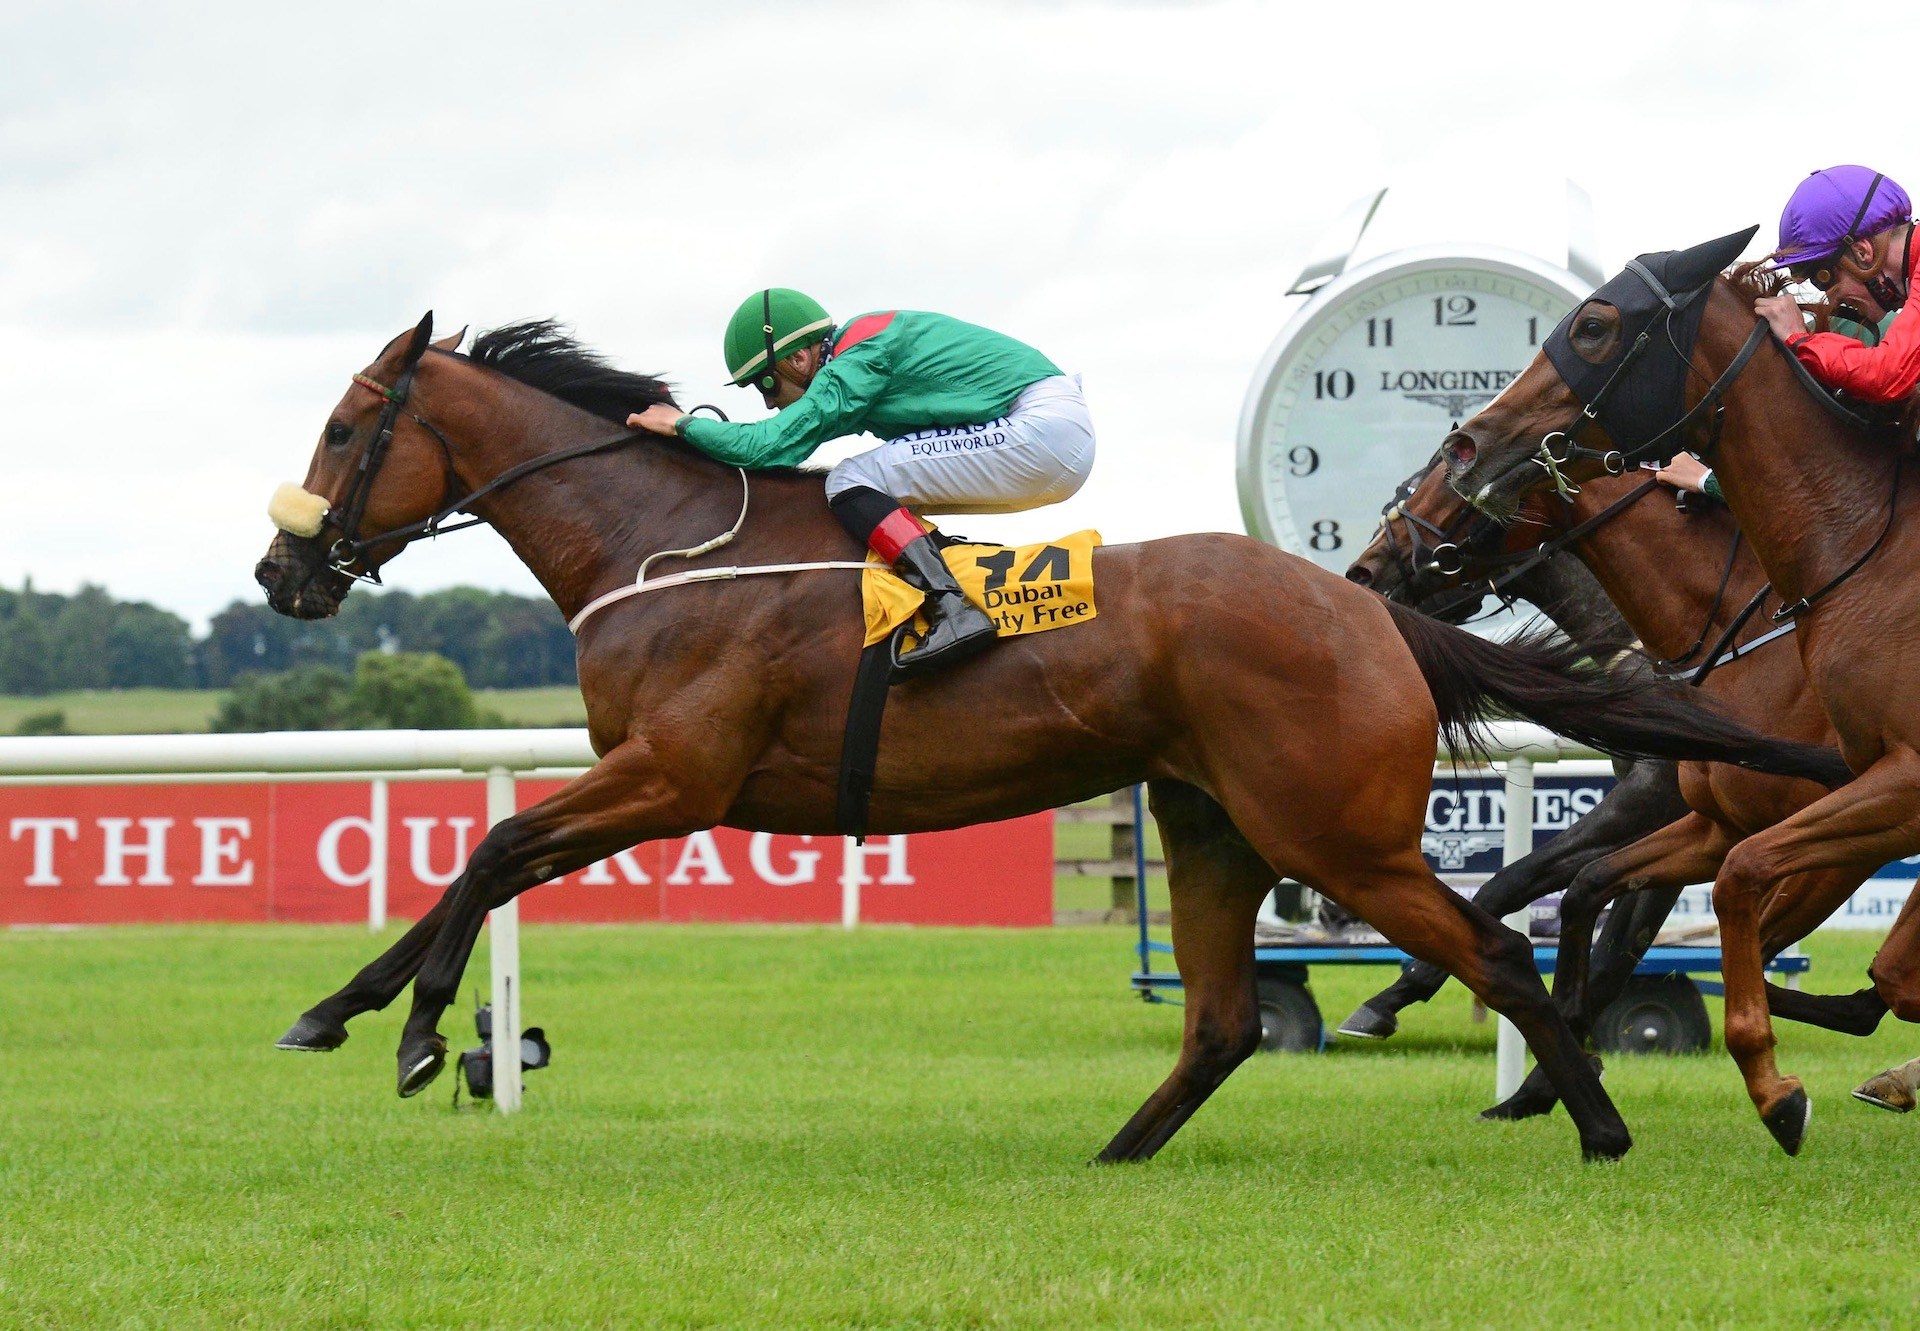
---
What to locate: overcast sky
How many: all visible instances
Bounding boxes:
[4,0,1913,628]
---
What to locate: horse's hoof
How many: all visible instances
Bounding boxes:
[1761,1085,1812,1156]
[396,1036,447,1098]
[1479,1087,1557,1122]
[1581,1129,1631,1163]
[1336,1002,1399,1041]
[276,1011,349,1052]
[1851,1072,1915,1114]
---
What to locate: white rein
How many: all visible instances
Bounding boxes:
[567,467,872,634]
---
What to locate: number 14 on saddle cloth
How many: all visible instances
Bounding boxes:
[861,529,1101,647]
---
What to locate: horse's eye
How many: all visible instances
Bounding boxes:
[1577,319,1604,338]
[326,421,353,448]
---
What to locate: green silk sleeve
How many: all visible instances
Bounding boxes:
[678,344,890,469]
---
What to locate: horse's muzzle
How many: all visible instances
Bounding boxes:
[256,532,350,620]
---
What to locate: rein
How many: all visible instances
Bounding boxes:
[321,380,876,636]
[326,369,751,586]
[1770,452,1905,621]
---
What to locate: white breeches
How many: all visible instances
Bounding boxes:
[824,374,1094,515]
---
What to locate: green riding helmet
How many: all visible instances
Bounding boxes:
[723,288,834,390]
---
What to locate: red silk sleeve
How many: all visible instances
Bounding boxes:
[1790,302,1920,404]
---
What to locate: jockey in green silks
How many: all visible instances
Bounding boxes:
[629,289,1094,675]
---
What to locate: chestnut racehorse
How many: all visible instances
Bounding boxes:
[259,315,1849,1164]
[1448,237,1920,1152]
[1349,456,1920,1126]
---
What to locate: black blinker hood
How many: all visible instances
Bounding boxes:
[1544,226,1758,447]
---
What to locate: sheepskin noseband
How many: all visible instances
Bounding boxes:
[268,483,331,538]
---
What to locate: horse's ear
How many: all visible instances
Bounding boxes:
[400,311,434,370]
[431,325,467,353]
[1669,226,1761,289]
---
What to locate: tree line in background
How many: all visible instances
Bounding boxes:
[0,580,577,695]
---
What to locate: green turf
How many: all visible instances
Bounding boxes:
[473,685,589,728]
[0,686,589,735]
[0,925,1913,1328]
[0,687,227,734]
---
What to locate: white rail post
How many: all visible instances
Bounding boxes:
[839,837,862,929]
[366,777,389,932]
[1495,754,1536,1102]
[485,766,523,1113]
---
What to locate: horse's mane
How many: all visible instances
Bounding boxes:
[461,318,822,482]
[1725,260,1861,335]
[464,320,677,422]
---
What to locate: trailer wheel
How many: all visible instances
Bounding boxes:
[1591,974,1711,1055]
[1255,977,1324,1053]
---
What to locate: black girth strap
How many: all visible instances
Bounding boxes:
[836,629,905,842]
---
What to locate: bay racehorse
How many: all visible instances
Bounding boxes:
[1446,229,1920,1151]
[1350,450,1920,1126]
[258,314,1850,1164]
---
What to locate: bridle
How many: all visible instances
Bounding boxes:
[1375,470,1669,625]
[321,346,733,584]
[330,330,453,580]
[1529,262,1771,501]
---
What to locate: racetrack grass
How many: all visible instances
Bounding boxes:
[1,926,1914,1329]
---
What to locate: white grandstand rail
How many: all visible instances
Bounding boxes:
[0,728,599,777]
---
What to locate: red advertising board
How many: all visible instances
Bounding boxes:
[0,780,1053,927]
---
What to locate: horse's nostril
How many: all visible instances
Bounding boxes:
[255,558,283,590]
[1446,438,1478,469]
[1346,564,1373,587]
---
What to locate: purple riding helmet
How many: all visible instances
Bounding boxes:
[1774,165,1913,273]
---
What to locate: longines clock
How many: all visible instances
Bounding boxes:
[1238,192,1598,575]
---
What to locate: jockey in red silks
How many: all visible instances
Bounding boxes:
[1757,165,1918,402]
[1662,166,1916,502]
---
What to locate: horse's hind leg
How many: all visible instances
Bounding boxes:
[1339,760,1683,1042]
[1297,848,1631,1161]
[1096,780,1269,1164]
[1482,813,1731,1122]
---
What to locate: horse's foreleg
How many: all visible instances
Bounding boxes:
[1748,867,1889,1036]
[393,742,736,1097]
[1711,752,1920,1155]
[1855,878,1920,1111]
[277,893,458,1052]
[1096,781,1268,1164]
[1481,813,1729,1122]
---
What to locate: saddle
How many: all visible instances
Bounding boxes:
[836,528,1103,840]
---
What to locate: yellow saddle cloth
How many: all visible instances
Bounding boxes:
[862,530,1102,648]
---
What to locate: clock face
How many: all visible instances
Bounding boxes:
[1239,250,1589,578]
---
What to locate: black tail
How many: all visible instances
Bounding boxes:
[1386,601,1853,787]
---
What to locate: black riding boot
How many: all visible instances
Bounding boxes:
[891,533,998,676]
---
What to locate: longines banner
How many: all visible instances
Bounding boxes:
[1424,772,1912,931]
[0,779,1053,927]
